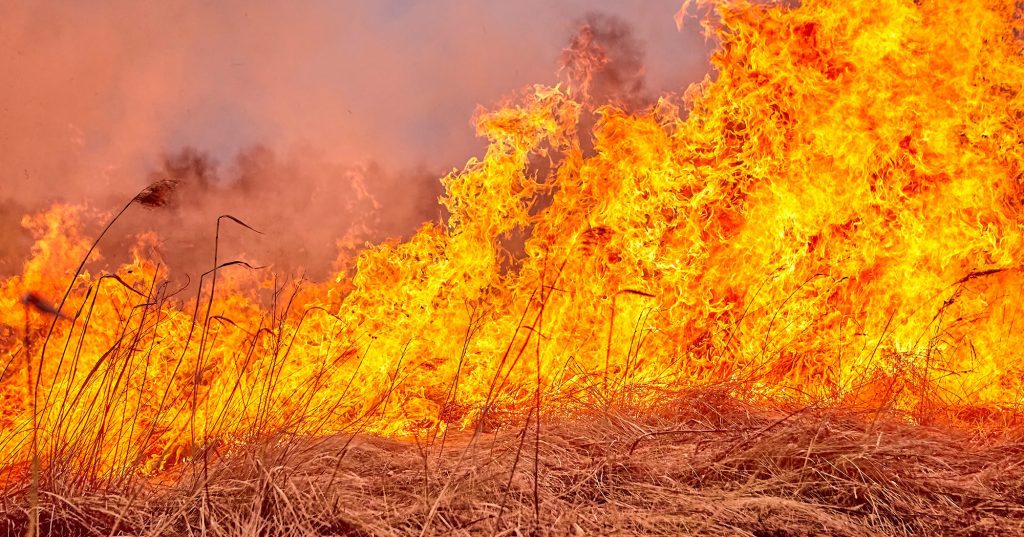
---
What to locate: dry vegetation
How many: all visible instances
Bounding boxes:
[3,392,1022,536]
[3,187,1024,536]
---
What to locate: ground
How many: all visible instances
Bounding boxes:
[3,392,1023,536]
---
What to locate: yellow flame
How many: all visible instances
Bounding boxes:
[3,0,1024,478]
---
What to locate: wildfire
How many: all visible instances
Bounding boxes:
[2,0,1024,480]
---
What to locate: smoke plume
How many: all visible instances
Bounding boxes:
[1,1,707,279]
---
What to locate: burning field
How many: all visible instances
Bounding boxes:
[3,0,1024,535]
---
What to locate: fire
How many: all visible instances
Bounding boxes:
[3,0,1024,479]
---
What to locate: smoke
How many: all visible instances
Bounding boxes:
[0,198,31,274]
[561,13,650,109]
[1,1,708,280]
[107,146,444,280]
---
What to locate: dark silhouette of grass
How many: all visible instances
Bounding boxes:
[5,180,1023,536]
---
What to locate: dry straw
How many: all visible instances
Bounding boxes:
[3,391,1023,536]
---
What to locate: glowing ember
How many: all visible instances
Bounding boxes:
[2,0,1023,479]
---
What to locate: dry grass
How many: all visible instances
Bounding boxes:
[2,392,1022,536]
[7,181,1023,536]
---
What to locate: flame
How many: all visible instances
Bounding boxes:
[3,0,1024,478]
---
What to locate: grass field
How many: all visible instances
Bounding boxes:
[3,392,1022,536]
[6,2,1024,535]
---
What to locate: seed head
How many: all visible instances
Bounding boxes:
[134,179,180,208]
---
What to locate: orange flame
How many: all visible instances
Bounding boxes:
[3,0,1024,478]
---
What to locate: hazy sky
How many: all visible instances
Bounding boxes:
[1,1,709,203]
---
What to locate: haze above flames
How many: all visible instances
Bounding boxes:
[1,1,708,278]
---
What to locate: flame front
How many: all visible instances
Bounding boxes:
[3,0,1024,478]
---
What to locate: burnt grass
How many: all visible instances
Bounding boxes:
[2,391,1022,536]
